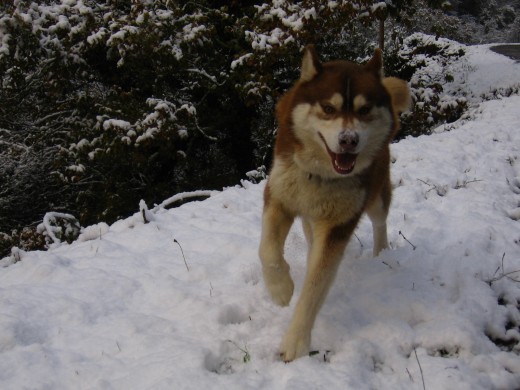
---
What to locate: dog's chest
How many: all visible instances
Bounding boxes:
[269,160,366,222]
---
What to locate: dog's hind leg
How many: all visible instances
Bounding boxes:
[279,218,359,362]
[259,197,295,307]
[366,191,390,257]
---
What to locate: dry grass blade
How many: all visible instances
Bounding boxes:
[414,348,426,390]
[173,238,189,272]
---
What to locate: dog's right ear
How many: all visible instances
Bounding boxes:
[300,44,321,82]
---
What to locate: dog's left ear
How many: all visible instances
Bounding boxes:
[365,48,383,78]
[300,44,322,82]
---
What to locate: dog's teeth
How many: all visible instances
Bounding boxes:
[333,153,356,173]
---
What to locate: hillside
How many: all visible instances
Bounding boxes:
[1,44,520,389]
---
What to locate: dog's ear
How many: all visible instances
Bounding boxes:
[365,48,383,78]
[300,44,321,82]
[382,77,411,114]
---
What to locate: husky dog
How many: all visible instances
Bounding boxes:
[258,45,410,362]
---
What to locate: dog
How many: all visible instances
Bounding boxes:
[258,45,411,362]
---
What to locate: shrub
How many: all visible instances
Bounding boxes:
[386,33,469,139]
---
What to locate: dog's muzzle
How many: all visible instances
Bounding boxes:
[318,132,358,175]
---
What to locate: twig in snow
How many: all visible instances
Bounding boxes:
[399,231,417,250]
[153,190,214,212]
[492,265,501,278]
[226,340,251,363]
[486,253,520,285]
[417,178,433,187]
[417,178,448,197]
[173,238,189,272]
[497,252,506,277]
[414,348,426,390]
[354,233,364,248]
[417,178,437,194]
[142,208,149,224]
[406,367,414,383]
[139,199,154,223]
[309,350,332,362]
[382,261,393,269]
[454,178,483,189]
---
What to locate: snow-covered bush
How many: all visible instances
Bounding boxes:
[0,228,46,259]
[387,33,469,138]
[463,0,520,43]
[0,0,252,243]
[37,212,82,247]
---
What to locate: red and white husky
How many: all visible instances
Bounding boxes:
[259,45,410,362]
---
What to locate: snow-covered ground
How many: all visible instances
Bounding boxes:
[1,44,520,389]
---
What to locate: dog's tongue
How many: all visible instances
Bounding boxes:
[332,152,357,174]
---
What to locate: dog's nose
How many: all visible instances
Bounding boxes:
[338,131,359,151]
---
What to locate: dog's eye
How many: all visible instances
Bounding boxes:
[358,104,372,116]
[321,104,336,115]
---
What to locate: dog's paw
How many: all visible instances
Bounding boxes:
[267,274,294,306]
[279,328,310,362]
[262,263,294,306]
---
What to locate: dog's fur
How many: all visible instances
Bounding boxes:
[258,45,410,362]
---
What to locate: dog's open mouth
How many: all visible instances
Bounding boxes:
[318,133,357,175]
[330,151,357,174]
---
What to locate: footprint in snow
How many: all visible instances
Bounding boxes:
[485,293,520,353]
[217,304,251,325]
[509,176,520,194]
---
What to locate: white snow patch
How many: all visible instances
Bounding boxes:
[102,119,132,131]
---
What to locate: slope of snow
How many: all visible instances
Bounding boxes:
[1,50,520,389]
[446,43,520,102]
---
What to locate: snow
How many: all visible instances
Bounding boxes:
[460,44,520,100]
[182,23,207,41]
[1,46,520,389]
[371,2,388,13]
[87,28,108,45]
[48,15,71,33]
[77,223,110,242]
[327,1,339,10]
[231,53,253,70]
[66,164,85,173]
[246,29,288,51]
[102,119,132,131]
[406,35,520,104]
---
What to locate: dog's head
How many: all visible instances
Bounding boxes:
[276,45,410,178]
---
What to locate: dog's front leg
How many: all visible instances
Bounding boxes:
[279,219,359,362]
[259,197,295,307]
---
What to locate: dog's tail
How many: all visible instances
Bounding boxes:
[383,77,411,114]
